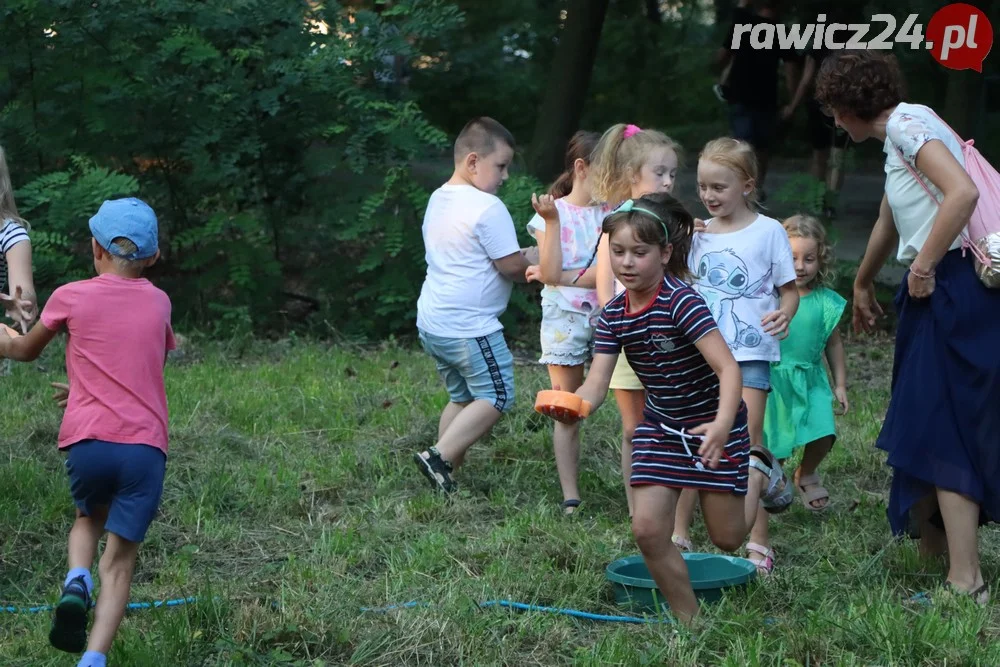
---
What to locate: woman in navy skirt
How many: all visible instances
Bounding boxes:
[815,50,1000,604]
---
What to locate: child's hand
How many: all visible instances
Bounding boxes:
[51,382,70,408]
[761,309,790,339]
[834,386,849,415]
[531,193,559,223]
[0,286,35,333]
[525,264,542,282]
[694,218,707,233]
[688,419,729,469]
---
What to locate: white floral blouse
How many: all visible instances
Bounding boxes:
[883,102,966,263]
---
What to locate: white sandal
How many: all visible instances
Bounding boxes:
[749,446,793,514]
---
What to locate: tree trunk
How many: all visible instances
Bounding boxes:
[527,0,610,183]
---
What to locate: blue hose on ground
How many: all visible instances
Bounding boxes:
[5,596,674,625]
[361,599,674,624]
[1,596,199,614]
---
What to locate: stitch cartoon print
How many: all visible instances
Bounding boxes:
[695,250,774,351]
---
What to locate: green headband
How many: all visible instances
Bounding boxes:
[612,199,669,243]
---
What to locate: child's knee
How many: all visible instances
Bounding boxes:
[708,529,744,553]
[631,515,668,551]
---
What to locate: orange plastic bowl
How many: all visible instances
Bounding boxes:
[534,389,592,421]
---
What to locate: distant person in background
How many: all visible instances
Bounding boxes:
[716,0,800,201]
[781,4,855,219]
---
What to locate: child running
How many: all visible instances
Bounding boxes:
[673,137,798,574]
[537,191,789,625]
[524,130,610,514]
[588,123,681,516]
[413,117,530,493]
[0,197,174,667]
[763,214,848,511]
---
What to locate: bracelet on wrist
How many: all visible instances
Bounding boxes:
[909,266,935,279]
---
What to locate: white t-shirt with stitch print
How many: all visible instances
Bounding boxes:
[416,183,522,338]
[687,214,796,363]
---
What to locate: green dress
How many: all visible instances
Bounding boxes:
[763,287,847,459]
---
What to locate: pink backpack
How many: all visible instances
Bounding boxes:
[892,107,1000,289]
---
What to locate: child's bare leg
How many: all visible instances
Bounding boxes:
[431,400,501,471]
[86,533,140,655]
[672,489,699,548]
[631,485,699,624]
[700,464,769,552]
[68,507,106,573]
[795,436,835,510]
[438,401,467,441]
[614,388,645,516]
[742,388,774,570]
[548,364,586,508]
[50,507,106,654]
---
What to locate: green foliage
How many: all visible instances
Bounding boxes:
[15,157,140,289]
[1,0,463,337]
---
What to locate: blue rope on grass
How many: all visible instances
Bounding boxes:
[2,596,199,614]
[361,599,675,624]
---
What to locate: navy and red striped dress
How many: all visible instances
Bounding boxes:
[594,275,750,494]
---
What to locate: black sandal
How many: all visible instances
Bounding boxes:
[413,447,456,493]
[561,499,581,515]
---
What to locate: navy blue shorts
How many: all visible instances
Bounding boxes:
[65,439,166,543]
[729,103,777,151]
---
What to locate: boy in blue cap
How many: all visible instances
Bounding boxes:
[0,197,175,667]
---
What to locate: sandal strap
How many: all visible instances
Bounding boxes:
[796,472,822,487]
[745,542,774,558]
[561,499,581,508]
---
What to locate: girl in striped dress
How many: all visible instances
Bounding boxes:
[539,191,790,625]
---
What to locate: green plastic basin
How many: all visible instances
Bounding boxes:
[605,553,757,613]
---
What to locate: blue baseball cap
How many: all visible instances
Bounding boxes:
[88,197,159,260]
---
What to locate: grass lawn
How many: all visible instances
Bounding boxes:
[1,330,998,665]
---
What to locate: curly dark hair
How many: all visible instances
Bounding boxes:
[602,191,695,281]
[814,50,906,121]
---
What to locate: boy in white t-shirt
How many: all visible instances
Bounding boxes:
[413,117,530,493]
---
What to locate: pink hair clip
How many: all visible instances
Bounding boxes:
[623,124,642,139]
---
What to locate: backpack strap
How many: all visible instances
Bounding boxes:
[889,125,981,263]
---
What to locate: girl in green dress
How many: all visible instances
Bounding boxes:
[763,214,849,512]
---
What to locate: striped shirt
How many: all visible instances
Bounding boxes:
[0,219,30,292]
[594,276,724,426]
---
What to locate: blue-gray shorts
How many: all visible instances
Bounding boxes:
[65,439,166,543]
[739,360,771,391]
[418,329,515,413]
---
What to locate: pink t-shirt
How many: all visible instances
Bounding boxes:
[41,274,176,453]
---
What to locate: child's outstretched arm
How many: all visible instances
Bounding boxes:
[544,352,617,425]
[825,328,849,414]
[0,320,57,362]
[688,329,743,469]
[762,281,799,339]
[3,240,37,332]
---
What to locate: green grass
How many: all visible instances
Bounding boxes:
[2,331,999,665]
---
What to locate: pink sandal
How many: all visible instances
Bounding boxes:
[746,542,775,576]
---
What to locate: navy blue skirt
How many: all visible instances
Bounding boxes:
[877,249,1000,536]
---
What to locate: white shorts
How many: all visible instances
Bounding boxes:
[539,301,596,367]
